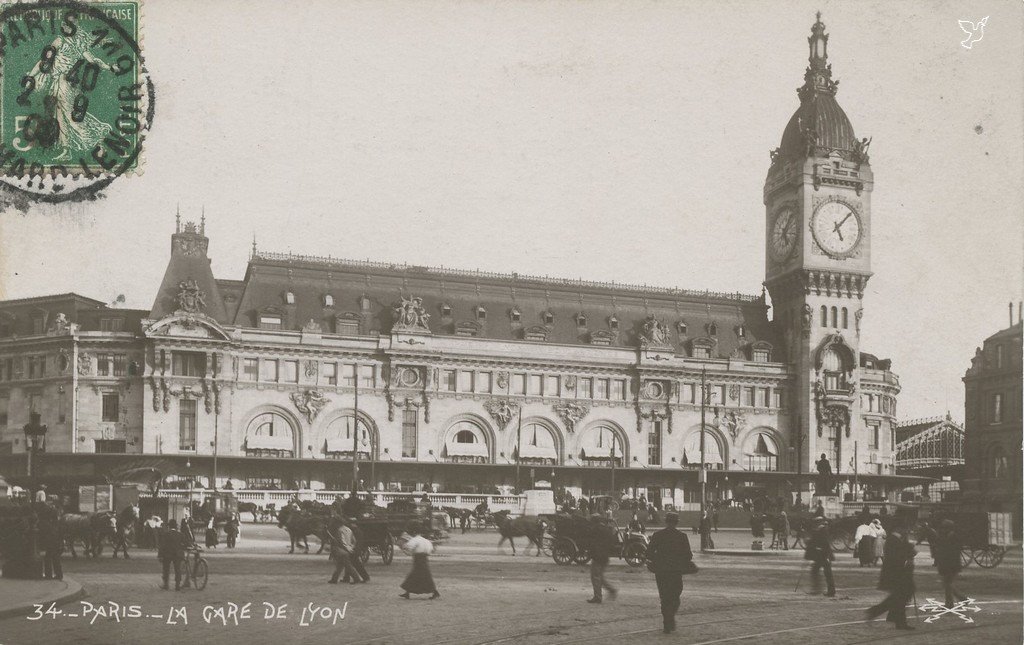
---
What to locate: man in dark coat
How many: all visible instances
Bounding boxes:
[158,520,187,591]
[40,514,64,581]
[805,517,836,597]
[698,510,715,550]
[646,512,694,633]
[866,528,916,629]
[932,519,966,608]
[586,515,617,604]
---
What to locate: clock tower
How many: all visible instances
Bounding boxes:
[764,13,874,488]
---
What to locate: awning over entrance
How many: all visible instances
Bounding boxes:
[447,442,488,458]
[246,434,293,451]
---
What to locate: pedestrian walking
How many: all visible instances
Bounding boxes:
[932,519,967,608]
[866,527,916,630]
[645,512,694,633]
[586,514,618,604]
[225,514,239,548]
[804,517,836,597]
[698,510,715,550]
[854,518,875,566]
[40,514,63,581]
[158,520,186,591]
[204,517,219,548]
[326,517,360,585]
[711,503,719,532]
[342,519,370,583]
[399,524,439,599]
[779,510,791,550]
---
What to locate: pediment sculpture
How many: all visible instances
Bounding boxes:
[639,315,670,348]
[554,402,590,433]
[393,295,431,333]
[290,389,329,425]
[484,399,520,428]
[176,278,206,314]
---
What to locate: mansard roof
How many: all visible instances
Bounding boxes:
[225,251,778,356]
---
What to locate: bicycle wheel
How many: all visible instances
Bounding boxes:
[192,558,209,590]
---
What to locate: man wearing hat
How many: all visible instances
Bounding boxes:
[586,514,617,604]
[645,512,694,633]
[932,519,967,608]
[804,516,836,597]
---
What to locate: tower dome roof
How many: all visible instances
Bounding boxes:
[772,13,869,164]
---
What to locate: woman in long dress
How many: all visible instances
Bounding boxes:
[399,524,439,600]
[854,520,875,566]
[872,519,886,566]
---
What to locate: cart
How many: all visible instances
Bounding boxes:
[546,513,647,568]
[952,512,1012,569]
[353,517,395,565]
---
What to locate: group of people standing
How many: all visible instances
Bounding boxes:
[853,518,886,566]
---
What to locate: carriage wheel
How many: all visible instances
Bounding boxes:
[552,538,576,565]
[382,535,395,565]
[608,501,620,513]
[540,536,555,557]
[974,545,1004,569]
[357,546,370,565]
[192,558,209,590]
[623,542,647,568]
[573,547,591,565]
[959,547,973,568]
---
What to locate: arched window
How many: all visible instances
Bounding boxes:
[444,420,489,463]
[579,424,624,466]
[830,306,838,328]
[323,414,373,459]
[743,432,779,471]
[820,347,848,391]
[987,445,1008,479]
[820,306,827,327]
[517,422,558,464]
[682,431,723,470]
[841,308,848,329]
[245,412,295,457]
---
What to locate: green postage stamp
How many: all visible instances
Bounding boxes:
[0,0,153,201]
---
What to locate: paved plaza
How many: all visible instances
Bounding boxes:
[0,523,1020,645]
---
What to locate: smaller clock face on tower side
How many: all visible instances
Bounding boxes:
[811,201,862,258]
[769,206,798,262]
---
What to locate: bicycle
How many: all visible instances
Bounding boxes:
[181,545,209,590]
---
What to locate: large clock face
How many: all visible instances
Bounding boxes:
[811,201,862,257]
[769,206,798,261]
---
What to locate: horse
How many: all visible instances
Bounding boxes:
[111,504,139,558]
[60,512,113,558]
[495,512,545,556]
[238,501,261,523]
[442,506,473,532]
[277,505,329,554]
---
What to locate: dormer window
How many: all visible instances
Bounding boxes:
[609,315,619,331]
[510,307,521,323]
[475,306,487,321]
[323,294,334,307]
[542,311,554,325]
[284,291,295,305]
[259,314,283,330]
[440,303,452,318]
[736,324,746,338]
[677,321,687,335]
[575,313,587,327]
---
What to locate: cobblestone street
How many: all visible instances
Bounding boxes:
[1,525,1020,644]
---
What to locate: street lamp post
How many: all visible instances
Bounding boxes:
[23,412,47,478]
[698,368,717,552]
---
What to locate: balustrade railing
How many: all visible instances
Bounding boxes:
[157,490,527,514]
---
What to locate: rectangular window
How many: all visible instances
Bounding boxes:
[322,363,337,386]
[869,423,880,449]
[595,379,608,400]
[716,385,727,405]
[443,370,457,392]
[259,315,283,330]
[459,370,474,392]
[402,408,418,458]
[112,355,126,376]
[260,359,279,382]
[511,373,526,395]
[102,393,119,422]
[29,393,41,413]
[683,383,695,404]
[529,374,543,395]
[32,317,44,335]
[242,358,259,381]
[753,349,770,363]
[773,389,783,409]
[648,420,662,466]
[360,365,375,389]
[693,346,711,359]
[179,399,197,451]
[743,387,755,407]
[100,318,125,332]
[342,364,356,387]
[95,440,126,454]
[992,393,1003,424]
[579,377,593,399]
[171,352,205,377]
[545,375,559,397]
[0,399,8,426]
[611,379,625,401]
[336,318,360,335]
[38,355,46,377]
[27,356,36,379]
[996,344,1004,369]
[58,393,66,424]
[477,372,491,393]
[281,360,299,383]
[757,388,769,408]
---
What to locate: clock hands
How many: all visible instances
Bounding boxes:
[832,213,853,241]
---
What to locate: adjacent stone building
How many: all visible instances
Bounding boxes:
[0,15,914,506]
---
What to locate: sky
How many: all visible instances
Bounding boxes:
[0,0,1021,424]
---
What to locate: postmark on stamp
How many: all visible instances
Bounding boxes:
[0,0,154,206]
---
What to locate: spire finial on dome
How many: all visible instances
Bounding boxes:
[798,12,838,102]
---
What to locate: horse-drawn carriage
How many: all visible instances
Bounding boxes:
[546,513,648,567]
[352,517,396,565]
[787,512,859,551]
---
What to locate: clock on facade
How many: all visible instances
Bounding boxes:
[769,206,798,261]
[811,201,862,257]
